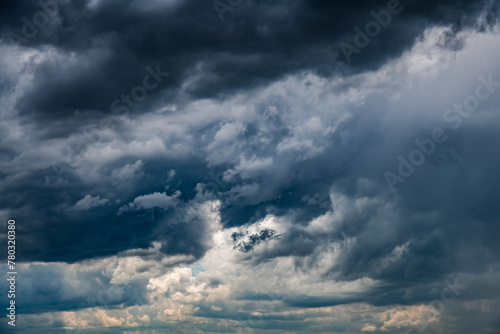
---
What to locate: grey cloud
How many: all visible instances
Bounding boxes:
[1,0,498,120]
[73,194,109,210]
[231,228,281,253]
[118,190,181,214]
[1,1,500,332]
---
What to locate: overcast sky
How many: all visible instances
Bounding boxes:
[1,0,500,333]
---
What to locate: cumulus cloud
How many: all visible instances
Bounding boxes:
[73,194,109,211]
[118,190,181,214]
[380,305,440,331]
[111,160,144,182]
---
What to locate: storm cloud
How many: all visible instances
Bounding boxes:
[1,0,500,333]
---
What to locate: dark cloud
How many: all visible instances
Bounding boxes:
[1,0,497,119]
[231,228,281,252]
[1,0,500,332]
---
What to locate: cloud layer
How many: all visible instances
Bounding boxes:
[1,0,500,333]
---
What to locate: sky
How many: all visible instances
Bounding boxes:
[0,0,500,333]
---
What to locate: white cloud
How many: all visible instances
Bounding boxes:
[166,169,176,182]
[118,190,181,214]
[361,324,378,332]
[111,160,144,182]
[73,194,109,211]
[380,305,440,332]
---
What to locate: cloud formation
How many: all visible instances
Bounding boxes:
[73,194,109,211]
[1,0,500,333]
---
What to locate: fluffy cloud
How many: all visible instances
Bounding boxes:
[118,190,182,214]
[73,194,109,211]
